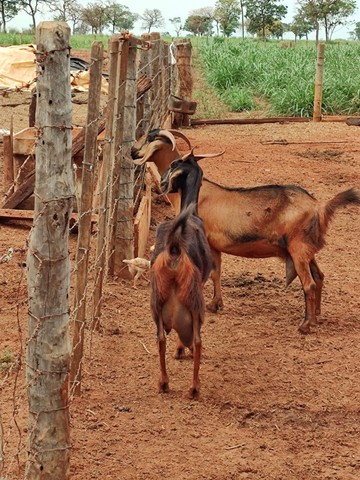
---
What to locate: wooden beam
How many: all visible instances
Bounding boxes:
[0,208,98,224]
[191,117,310,126]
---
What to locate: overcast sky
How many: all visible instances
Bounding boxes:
[8,0,360,39]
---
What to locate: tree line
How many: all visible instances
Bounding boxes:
[0,0,359,41]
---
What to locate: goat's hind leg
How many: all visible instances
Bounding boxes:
[156,318,169,393]
[310,259,324,316]
[188,313,202,400]
[207,249,224,313]
[290,252,317,334]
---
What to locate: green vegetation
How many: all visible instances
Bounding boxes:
[0,348,15,372]
[0,32,111,48]
[199,38,360,117]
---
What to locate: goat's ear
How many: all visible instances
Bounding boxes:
[193,150,226,162]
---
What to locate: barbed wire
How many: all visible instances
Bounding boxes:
[0,33,184,478]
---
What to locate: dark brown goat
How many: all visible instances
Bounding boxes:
[133,129,360,334]
[151,155,212,398]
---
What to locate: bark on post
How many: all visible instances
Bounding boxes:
[313,43,325,122]
[174,40,193,128]
[26,21,74,480]
[70,41,104,395]
[92,36,120,330]
[2,130,14,199]
[113,38,137,275]
[136,33,151,138]
[108,38,129,276]
[149,32,161,128]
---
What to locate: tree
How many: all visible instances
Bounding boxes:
[106,1,137,33]
[214,0,240,37]
[290,12,315,41]
[169,16,182,36]
[67,1,84,33]
[351,20,360,40]
[239,0,246,39]
[81,1,108,33]
[0,0,18,32]
[246,0,287,39]
[183,14,213,36]
[184,7,213,36]
[141,8,165,33]
[19,0,47,30]
[297,0,356,42]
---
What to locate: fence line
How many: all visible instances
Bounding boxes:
[0,25,194,477]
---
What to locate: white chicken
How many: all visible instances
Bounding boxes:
[122,257,151,289]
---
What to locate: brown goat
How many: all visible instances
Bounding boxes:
[151,155,212,398]
[133,129,360,334]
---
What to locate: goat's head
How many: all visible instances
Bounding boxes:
[131,129,192,173]
[160,150,225,207]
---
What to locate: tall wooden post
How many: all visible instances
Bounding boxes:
[113,38,137,274]
[26,21,74,480]
[150,32,161,128]
[137,34,151,138]
[92,36,120,330]
[313,43,325,122]
[174,40,193,128]
[70,41,104,395]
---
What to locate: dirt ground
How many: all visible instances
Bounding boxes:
[1,51,360,480]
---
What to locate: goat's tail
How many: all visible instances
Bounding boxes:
[152,204,201,303]
[323,187,360,228]
[166,203,197,256]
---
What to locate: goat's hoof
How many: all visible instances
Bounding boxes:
[298,324,311,335]
[174,347,186,360]
[206,302,222,313]
[188,387,200,400]
[159,381,169,394]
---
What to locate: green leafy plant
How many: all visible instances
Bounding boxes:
[0,348,15,372]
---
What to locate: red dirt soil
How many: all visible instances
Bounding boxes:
[1,52,360,480]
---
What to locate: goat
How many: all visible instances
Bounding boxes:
[133,129,360,334]
[150,154,212,399]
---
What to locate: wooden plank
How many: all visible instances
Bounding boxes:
[134,194,150,258]
[0,208,98,224]
[2,120,106,210]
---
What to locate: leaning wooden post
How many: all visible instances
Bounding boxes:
[26,21,74,479]
[313,42,325,122]
[113,37,137,275]
[174,40,193,128]
[70,41,104,395]
[92,36,120,330]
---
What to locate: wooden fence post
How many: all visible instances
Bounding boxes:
[313,43,325,122]
[108,38,129,276]
[137,33,151,138]
[92,36,120,330]
[113,38,137,275]
[70,41,104,395]
[173,40,193,128]
[150,32,161,128]
[26,21,73,479]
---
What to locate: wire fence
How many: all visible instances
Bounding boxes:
[0,23,192,479]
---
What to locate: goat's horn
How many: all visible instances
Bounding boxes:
[157,129,176,151]
[181,148,195,161]
[166,129,192,149]
[193,150,226,161]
